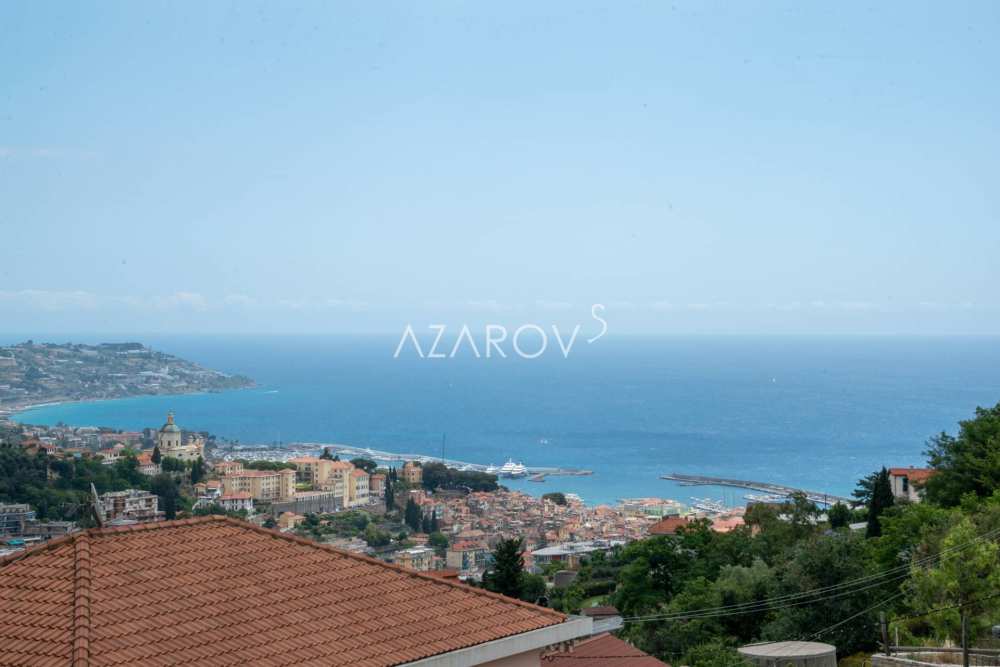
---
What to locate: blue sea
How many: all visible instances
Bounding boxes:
[9,335,1000,506]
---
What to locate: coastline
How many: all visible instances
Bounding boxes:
[3,385,257,424]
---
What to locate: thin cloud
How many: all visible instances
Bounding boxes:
[0,289,99,311]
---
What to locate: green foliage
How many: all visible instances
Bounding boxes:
[192,503,247,520]
[190,457,205,484]
[485,537,524,599]
[924,402,1000,506]
[238,459,296,471]
[760,532,883,655]
[828,502,852,529]
[151,445,161,465]
[428,531,449,554]
[905,516,1000,641]
[679,640,749,667]
[0,447,149,521]
[350,457,377,473]
[363,523,391,547]
[520,572,547,604]
[542,492,567,505]
[866,467,895,537]
[852,470,878,507]
[149,474,179,520]
[404,497,421,532]
[160,456,187,473]
[384,476,395,511]
[420,462,498,493]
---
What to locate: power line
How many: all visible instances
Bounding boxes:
[804,590,906,642]
[891,590,1000,624]
[623,571,911,624]
[622,525,1000,624]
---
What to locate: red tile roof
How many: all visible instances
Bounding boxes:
[888,467,936,483]
[0,516,565,666]
[580,605,620,618]
[544,633,669,666]
[648,516,691,536]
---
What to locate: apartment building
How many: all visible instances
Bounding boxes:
[222,469,296,503]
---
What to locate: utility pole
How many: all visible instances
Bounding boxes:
[879,612,890,656]
[961,611,969,667]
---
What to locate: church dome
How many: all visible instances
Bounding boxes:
[160,412,181,434]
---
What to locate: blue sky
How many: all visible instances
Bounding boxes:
[1,1,998,335]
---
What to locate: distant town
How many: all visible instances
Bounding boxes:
[0,343,990,667]
[0,341,254,412]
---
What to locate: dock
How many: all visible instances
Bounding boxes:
[288,442,593,477]
[661,473,852,507]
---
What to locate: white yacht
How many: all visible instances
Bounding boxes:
[498,459,528,478]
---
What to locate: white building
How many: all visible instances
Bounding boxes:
[888,467,935,502]
[216,492,254,514]
[156,412,204,462]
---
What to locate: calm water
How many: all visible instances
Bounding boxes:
[10,335,1000,506]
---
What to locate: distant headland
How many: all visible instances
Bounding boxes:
[0,341,254,414]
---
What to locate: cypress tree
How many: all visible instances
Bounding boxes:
[866,467,895,538]
[151,445,161,465]
[385,476,395,512]
[190,457,205,484]
[404,497,421,531]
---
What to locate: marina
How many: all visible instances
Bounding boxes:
[226,441,594,478]
[661,473,853,507]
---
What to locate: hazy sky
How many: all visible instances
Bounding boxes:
[1,1,998,335]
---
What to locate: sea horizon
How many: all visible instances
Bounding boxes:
[7,334,1000,507]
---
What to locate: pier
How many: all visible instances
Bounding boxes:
[283,442,593,477]
[661,473,852,507]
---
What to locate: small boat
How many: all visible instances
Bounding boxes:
[528,473,546,482]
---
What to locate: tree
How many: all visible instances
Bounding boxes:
[761,532,885,656]
[485,537,525,599]
[520,573,547,604]
[421,515,432,533]
[350,457,377,473]
[385,476,395,512]
[404,497,421,532]
[150,474,179,520]
[319,447,335,460]
[828,502,852,529]
[160,456,186,473]
[151,445,162,465]
[190,457,205,484]
[542,492,567,506]
[866,468,895,538]
[906,517,1000,641]
[924,403,1000,506]
[363,523,391,547]
[428,531,449,555]
[852,470,879,507]
[680,640,749,667]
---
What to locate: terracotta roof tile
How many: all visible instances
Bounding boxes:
[0,516,565,666]
[544,633,669,667]
[648,516,691,536]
